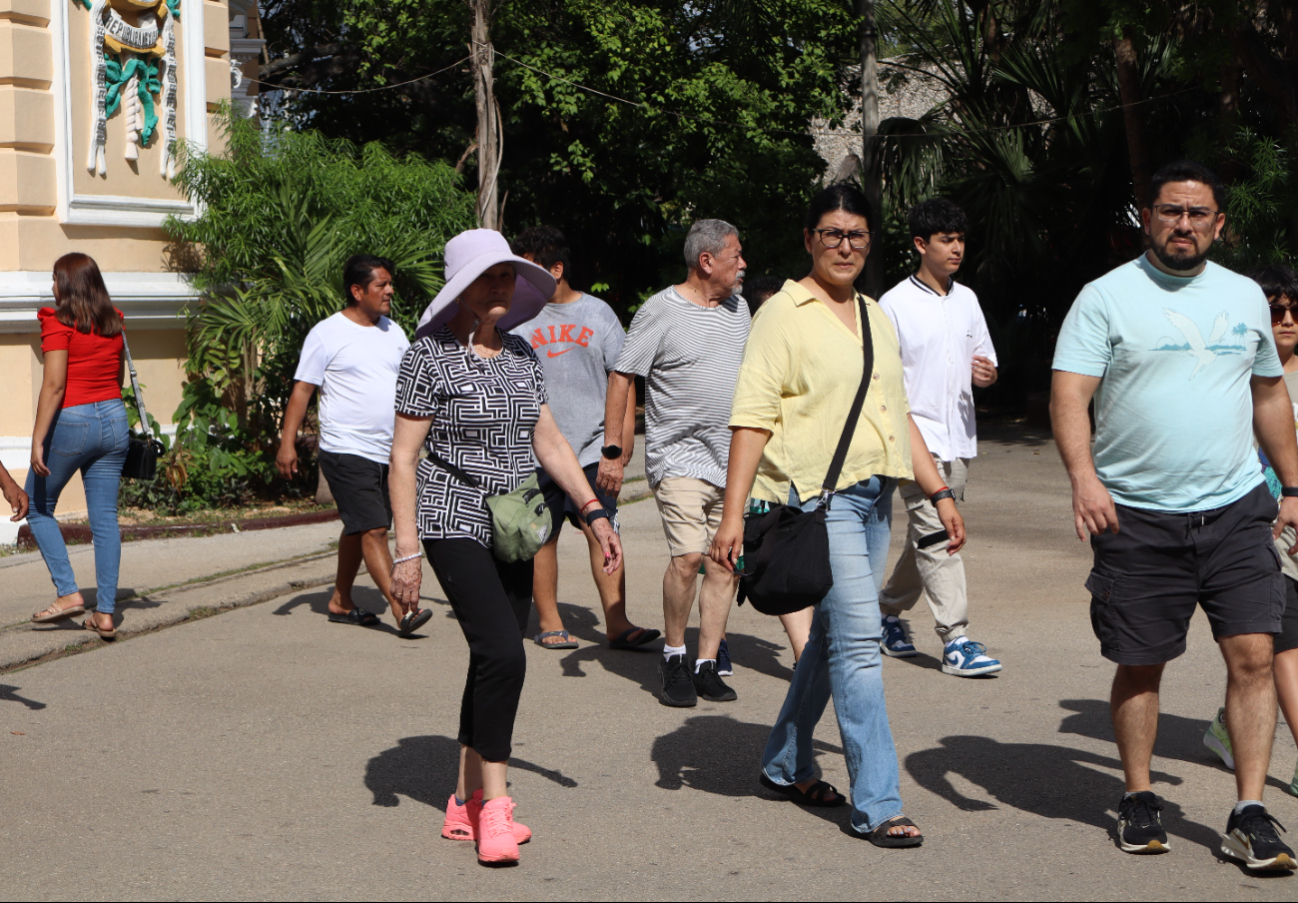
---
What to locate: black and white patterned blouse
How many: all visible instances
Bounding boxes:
[395,326,547,547]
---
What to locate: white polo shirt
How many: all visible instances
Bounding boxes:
[879,275,997,462]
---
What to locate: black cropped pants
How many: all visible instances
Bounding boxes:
[424,538,534,762]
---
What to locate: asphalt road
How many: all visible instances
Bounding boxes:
[1,424,1295,900]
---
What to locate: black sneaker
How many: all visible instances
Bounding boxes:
[692,660,738,702]
[1221,804,1297,870]
[658,654,697,707]
[716,638,733,676]
[1117,791,1169,854]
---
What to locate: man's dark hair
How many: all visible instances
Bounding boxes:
[908,198,968,242]
[743,275,785,316]
[343,254,394,305]
[1247,264,1298,304]
[511,225,572,279]
[1148,160,1227,211]
[804,182,874,233]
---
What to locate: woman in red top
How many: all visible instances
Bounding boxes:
[27,253,130,639]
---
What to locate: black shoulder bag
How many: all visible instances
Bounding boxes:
[121,332,164,481]
[738,294,874,616]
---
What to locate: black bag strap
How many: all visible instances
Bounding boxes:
[427,449,481,489]
[121,331,155,442]
[819,294,874,500]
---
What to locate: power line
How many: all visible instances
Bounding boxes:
[244,55,471,96]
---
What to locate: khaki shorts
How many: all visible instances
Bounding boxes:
[653,477,725,557]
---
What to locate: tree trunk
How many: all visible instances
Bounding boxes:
[1113,28,1151,210]
[858,0,883,298]
[470,0,501,230]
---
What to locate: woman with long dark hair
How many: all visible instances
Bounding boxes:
[711,183,965,846]
[27,253,129,639]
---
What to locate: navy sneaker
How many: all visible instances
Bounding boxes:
[717,638,733,676]
[881,615,917,658]
[1117,791,1169,854]
[1221,804,1296,870]
[941,637,1002,676]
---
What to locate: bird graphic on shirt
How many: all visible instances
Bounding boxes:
[1162,309,1229,378]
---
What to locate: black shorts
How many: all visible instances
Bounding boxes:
[1086,483,1285,666]
[1279,576,1298,655]
[318,451,392,536]
[536,461,619,540]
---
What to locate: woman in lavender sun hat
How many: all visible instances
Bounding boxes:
[388,229,624,865]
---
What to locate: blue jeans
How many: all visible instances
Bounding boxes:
[24,400,129,613]
[760,476,900,834]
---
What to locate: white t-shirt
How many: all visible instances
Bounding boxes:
[294,311,410,465]
[880,275,996,462]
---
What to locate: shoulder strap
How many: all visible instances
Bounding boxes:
[426,449,481,489]
[820,294,874,498]
[121,331,154,441]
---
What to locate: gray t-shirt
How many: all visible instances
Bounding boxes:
[511,294,625,467]
[613,286,750,488]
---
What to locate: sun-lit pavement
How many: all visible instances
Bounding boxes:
[1,424,1295,900]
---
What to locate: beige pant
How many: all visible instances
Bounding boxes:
[652,476,725,557]
[879,455,970,641]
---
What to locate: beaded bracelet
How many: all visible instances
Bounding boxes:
[393,552,422,565]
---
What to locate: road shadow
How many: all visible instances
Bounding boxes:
[0,684,46,710]
[651,714,853,828]
[904,735,1221,851]
[364,735,578,810]
[977,418,1053,448]
[1057,698,1294,795]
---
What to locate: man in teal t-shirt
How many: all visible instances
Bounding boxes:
[1052,160,1298,870]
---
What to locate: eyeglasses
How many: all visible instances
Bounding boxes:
[1152,205,1218,230]
[1271,304,1296,324]
[813,229,872,250]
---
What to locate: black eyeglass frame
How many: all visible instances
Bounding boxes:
[811,228,873,250]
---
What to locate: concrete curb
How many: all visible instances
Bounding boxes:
[0,552,338,672]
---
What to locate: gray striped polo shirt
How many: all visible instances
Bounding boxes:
[614,286,750,488]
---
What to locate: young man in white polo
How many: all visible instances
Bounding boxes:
[276,255,428,637]
[877,199,1002,676]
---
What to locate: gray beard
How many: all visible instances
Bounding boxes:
[1151,239,1210,272]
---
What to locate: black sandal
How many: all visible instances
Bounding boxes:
[759,773,847,807]
[865,816,923,848]
[328,608,380,627]
[398,608,433,636]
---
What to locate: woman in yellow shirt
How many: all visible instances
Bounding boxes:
[711,183,963,847]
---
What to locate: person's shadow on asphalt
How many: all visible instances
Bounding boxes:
[0,684,46,710]
[651,714,853,829]
[904,734,1222,851]
[364,735,579,810]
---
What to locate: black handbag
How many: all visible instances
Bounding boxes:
[121,332,164,481]
[739,295,874,616]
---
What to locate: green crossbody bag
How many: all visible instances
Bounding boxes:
[428,452,553,562]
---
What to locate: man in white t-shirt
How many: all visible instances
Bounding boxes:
[878,199,1002,677]
[276,255,428,637]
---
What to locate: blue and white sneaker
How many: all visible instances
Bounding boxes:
[942,637,1002,677]
[716,638,733,676]
[881,615,917,658]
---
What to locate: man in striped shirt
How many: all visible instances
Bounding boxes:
[599,219,752,707]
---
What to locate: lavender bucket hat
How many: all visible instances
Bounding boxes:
[414,229,556,340]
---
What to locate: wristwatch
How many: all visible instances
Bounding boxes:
[930,488,956,504]
[601,444,622,460]
[585,507,611,526]
[1282,487,1298,498]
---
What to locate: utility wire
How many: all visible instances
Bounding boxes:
[243,54,471,95]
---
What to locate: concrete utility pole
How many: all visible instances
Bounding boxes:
[859,0,883,296]
[469,0,502,230]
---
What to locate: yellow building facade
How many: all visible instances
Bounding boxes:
[0,0,260,543]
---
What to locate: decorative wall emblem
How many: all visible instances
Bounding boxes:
[79,0,181,177]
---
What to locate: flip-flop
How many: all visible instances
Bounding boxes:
[533,630,578,649]
[608,626,662,649]
[32,603,86,624]
[864,815,923,848]
[398,608,433,637]
[328,608,380,627]
[82,617,117,640]
[759,772,847,807]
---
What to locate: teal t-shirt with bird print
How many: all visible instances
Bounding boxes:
[1053,254,1281,512]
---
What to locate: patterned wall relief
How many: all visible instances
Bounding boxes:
[78,0,181,178]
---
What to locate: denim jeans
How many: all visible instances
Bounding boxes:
[760,475,900,834]
[24,400,129,613]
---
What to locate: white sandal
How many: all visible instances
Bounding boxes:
[32,602,86,624]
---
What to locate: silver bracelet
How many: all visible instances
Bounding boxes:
[393,552,422,565]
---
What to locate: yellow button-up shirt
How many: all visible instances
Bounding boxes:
[729,279,913,505]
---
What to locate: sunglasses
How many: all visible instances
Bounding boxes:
[1272,304,1297,324]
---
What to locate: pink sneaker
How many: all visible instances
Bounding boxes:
[476,796,520,864]
[440,791,532,844]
